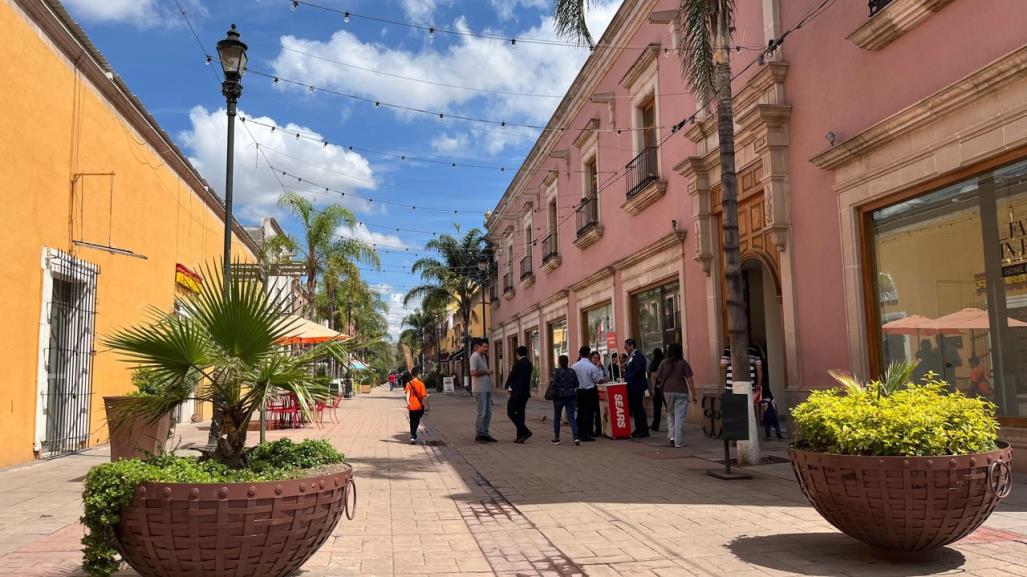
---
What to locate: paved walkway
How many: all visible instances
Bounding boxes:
[0,385,1025,577]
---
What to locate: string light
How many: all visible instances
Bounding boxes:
[343,10,349,23]
[428,27,435,41]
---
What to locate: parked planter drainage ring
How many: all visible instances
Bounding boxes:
[789,442,1013,551]
[115,465,353,577]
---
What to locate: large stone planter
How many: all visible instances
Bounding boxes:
[104,396,172,462]
[115,465,354,577]
[789,443,1013,551]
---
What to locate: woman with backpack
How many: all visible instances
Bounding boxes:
[546,355,580,445]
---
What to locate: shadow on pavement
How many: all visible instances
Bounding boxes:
[727,532,966,576]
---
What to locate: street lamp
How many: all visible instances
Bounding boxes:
[478,254,489,340]
[212,24,247,450]
[216,24,247,288]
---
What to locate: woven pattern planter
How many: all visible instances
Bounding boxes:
[789,443,1012,551]
[115,465,354,577]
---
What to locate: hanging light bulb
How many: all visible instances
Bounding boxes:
[428,27,435,41]
[663,47,669,58]
[374,100,380,108]
[290,0,298,11]
[343,11,350,23]
[510,38,517,46]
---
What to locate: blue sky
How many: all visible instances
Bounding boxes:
[63,0,620,338]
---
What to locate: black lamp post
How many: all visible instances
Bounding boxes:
[478,254,489,340]
[210,25,247,450]
[216,24,247,288]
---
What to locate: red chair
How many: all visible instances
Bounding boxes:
[267,394,300,429]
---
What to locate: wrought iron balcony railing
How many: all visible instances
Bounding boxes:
[541,233,558,263]
[625,146,659,199]
[502,272,514,293]
[869,0,894,16]
[519,254,533,280]
[576,197,600,237]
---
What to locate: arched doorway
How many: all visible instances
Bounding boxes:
[742,255,787,427]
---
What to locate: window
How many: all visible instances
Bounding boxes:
[583,303,613,359]
[627,96,660,199]
[577,157,600,235]
[868,158,1027,416]
[548,319,568,373]
[632,282,681,358]
[640,98,657,150]
[521,218,533,280]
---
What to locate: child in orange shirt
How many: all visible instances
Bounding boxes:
[405,367,429,444]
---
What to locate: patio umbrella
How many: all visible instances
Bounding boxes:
[882,315,937,336]
[923,308,1027,333]
[276,315,348,345]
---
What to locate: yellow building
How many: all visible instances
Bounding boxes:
[433,289,491,385]
[0,0,257,466]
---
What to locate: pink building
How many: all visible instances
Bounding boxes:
[485,0,1027,449]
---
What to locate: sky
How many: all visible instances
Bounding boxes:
[63,0,621,339]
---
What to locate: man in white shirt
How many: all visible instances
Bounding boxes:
[571,346,607,441]
[470,339,497,443]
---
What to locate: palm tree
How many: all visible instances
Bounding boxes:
[278,191,379,317]
[401,306,443,368]
[553,0,758,460]
[104,265,349,467]
[405,226,489,379]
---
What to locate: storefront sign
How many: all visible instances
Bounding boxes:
[175,264,202,293]
[443,376,455,394]
[606,331,617,350]
[1001,219,1027,263]
[598,383,630,439]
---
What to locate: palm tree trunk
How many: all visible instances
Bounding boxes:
[715,18,759,465]
[214,405,248,468]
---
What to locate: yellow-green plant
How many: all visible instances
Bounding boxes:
[792,362,999,456]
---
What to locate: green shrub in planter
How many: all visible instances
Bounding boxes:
[791,362,999,457]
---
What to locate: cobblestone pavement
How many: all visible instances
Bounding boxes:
[0,385,1025,577]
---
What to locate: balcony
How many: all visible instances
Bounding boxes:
[502,271,515,300]
[540,233,561,272]
[622,146,667,215]
[519,254,535,288]
[868,0,894,15]
[573,197,603,249]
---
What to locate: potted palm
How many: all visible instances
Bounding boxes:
[103,369,175,462]
[789,362,1013,551]
[82,266,357,577]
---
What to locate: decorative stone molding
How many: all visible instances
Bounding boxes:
[619,43,661,88]
[503,285,515,300]
[737,104,792,251]
[573,224,604,250]
[519,273,535,289]
[620,179,667,215]
[812,44,1027,173]
[573,118,600,149]
[847,0,955,51]
[675,156,714,274]
[614,230,687,271]
[548,150,570,175]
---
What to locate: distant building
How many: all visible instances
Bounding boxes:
[244,217,309,316]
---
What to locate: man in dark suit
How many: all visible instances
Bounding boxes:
[624,339,650,438]
[504,346,533,443]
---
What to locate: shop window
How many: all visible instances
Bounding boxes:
[548,319,568,375]
[868,159,1027,416]
[632,282,681,358]
[582,302,613,359]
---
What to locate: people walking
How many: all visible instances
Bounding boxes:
[549,355,580,445]
[753,345,782,440]
[571,346,606,442]
[624,339,650,438]
[721,346,763,393]
[648,348,665,431]
[470,339,497,443]
[504,346,533,443]
[654,343,696,448]
[405,367,429,444]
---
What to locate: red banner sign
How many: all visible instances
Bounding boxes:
[599,383,631,439]
[606,331,617,350]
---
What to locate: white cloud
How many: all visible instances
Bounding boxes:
[387,292,420,340]
[430,132,469,154]
[336,223,409,250]
[179,106,378,221]
[270,1,620,154]
[399,0,451,23]
[62,0,206,29]
[489,0,549,21]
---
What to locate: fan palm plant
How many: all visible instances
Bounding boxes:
[104,265,350,467]
[553,0,757,459]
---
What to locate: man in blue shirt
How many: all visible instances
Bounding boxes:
[571,345,607,441]
[624,338,650,438]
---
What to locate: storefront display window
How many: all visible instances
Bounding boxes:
[548,319,567,373]
[632,282,681,357]
[869,159,1027,416]
[583,303,613,359]
[527,329,541,389]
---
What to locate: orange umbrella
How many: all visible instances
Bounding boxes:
[923,308,1027,333]
[276,315,349,345]
[882,315,936,336]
